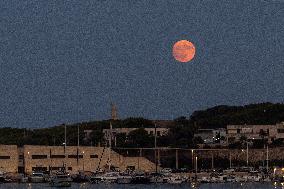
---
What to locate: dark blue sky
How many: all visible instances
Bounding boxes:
[0,1,283,128]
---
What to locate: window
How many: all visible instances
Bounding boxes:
[32,155,47,159]
[237,129,240,134]
[68,167,72,171]
[68,155,83,158]
[32,167,47,172]
[19,155,24,159]
[150,131,154,135]
[50,167,60,171]
[0,156,10,159]
[278,129,284,133]
[157,131,161,136]
[50,155,65,158]
[90,155,98,158]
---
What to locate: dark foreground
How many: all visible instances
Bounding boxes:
[0,183,282,189]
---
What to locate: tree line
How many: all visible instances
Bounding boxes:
[0,102,284,148]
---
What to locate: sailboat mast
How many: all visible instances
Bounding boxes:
[64,124,67,150]
[77,125,80,148]
[108,122,112,170]
[154,123,157,173]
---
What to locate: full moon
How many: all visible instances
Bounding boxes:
[172,40,195,63]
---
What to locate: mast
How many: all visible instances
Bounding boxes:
[64,124,67,150]
[77,125,80,148]
[64,124,67,171]
[266,145,269,171]
[154,123,157,174]
[77,125,80,166]
[108,122,112,170]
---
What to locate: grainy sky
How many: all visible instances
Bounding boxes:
[0,1,283,128]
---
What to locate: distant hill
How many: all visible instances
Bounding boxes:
[190,102,284,129]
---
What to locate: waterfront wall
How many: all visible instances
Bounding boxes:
[194,148,284,163]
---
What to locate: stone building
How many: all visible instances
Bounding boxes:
[227,122,284,143]
[0,145,157,174]
[103,127,168,139]
[0,145,18,173]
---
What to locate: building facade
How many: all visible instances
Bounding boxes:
[226,122,284,143]
[0,145,18,173]
[194,128,226,144]
[0,145,157,174]
[103,127,169,141]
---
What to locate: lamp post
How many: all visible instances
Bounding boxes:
[82,151,85,171]
[246,141,249,167]
[266,145,269,172]
[195,156,198,181]
[191,149,194,170]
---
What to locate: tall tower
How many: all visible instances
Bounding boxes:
[111,103,118,120]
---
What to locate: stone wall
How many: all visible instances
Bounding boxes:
[23,145,157,174]
[194,148,284,165]
[0,145,18,173]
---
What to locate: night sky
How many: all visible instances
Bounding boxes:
[0,1,283,128]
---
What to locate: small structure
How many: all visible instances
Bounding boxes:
[194,128,226,144]
[226,122,284,144]
[111,103,118,121]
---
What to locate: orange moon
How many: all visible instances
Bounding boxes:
[172,40,195,63]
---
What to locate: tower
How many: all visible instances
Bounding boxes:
[111,103,118,120]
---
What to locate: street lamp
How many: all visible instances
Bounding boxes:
[191,150,194,170]
[82,151,85,171]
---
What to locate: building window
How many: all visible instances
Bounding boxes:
[278,129,284,133]
[150,131,154,135]
[50,155,65,158]
[32,167,47,172]
[90,155,98,158]
[68,167,72,171]
[237,129,240,134]
[19,155,24,159]
[68,155,83,158]
[0,156,10,159]
[32,155,47,159]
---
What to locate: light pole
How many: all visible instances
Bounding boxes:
[266,145,269,172]
[195,156,198,181]
[82,151,85,171]
[246,141,249,167]
[191,149,194,170]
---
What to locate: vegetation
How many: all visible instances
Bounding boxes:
[0,102,284,148]
[191,102,284,129]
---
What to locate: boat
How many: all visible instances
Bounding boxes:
[0,171,5,183]
[50,172,72,187]
[72,171,89,183]
[90,172,119,184]
[29,172,45,183]
[149,173,167,183]
[130,171,150,184]
[167,175,183,184]
[116,172,132,184]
